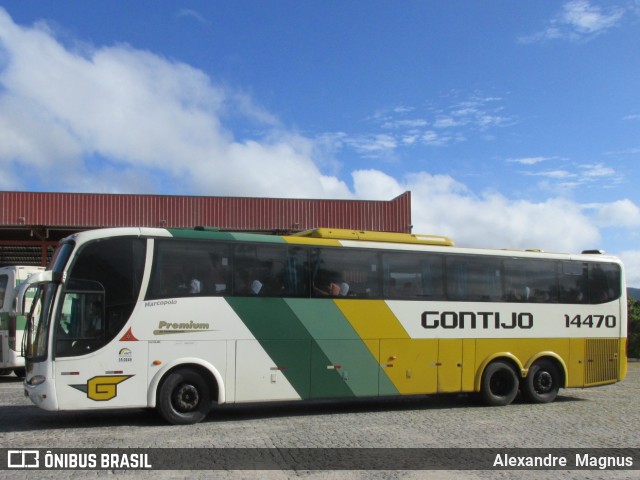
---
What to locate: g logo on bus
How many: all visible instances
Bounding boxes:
[71,375,133,401]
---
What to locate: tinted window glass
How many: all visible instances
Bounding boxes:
[58,237,146,356]
[147,240,231,299]
[312,248,379,298]
[383,252,444,300]
[588,263,621,304]
[234,244,308,297]
[503,259,558,303]
[446,256,503,302]
[559,262,588,304]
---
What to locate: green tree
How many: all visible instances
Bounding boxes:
[628,296,640,359]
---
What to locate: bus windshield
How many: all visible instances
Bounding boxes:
[24,237,146,360]
[54,237,145,357]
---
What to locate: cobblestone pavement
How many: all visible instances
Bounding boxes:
[0,363,637,479]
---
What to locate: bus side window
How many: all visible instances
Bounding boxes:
[446,256,502,302]
[233,244,293,297]
[588,263,621,304]
[148,240,230,299]
[312,248,379,298]
[559,262,588,304]
[383,252,444,300]
[285,247,309,297]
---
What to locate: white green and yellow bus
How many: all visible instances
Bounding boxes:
[19,227,627,424]
[0,265,45,377]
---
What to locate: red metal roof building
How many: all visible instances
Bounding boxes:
[0,191,412,267]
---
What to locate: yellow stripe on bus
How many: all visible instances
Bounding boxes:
[334,300,409,340]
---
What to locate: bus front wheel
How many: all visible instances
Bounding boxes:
[522,359,560,404]
[157,368,212,425]
[480,361,519,406]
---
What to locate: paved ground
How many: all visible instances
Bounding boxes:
[0,363,637,479]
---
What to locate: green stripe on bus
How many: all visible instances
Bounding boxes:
[227,233,287,244]
[286,299,399,397]
[167,229,286,244]
[167,229,236,241]
[226,297,355,399]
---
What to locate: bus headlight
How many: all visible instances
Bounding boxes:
[27,375,46,386]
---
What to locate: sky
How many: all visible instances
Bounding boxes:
[0,1,639,287]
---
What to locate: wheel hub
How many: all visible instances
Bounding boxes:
[173,384,200,412]
[534,371,553,393]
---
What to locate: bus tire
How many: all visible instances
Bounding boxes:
[480,361,519,406]
[522,359,560,404]
[13,368,26,378]
[0,369,11,376]
[157,368,212,425]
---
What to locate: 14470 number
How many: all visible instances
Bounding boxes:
[564,314,616,328]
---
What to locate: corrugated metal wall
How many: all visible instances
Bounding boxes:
[0,191,412,233]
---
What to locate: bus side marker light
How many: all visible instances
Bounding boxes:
[152,360,162,366]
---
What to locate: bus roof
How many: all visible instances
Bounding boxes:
[60,227,621,265]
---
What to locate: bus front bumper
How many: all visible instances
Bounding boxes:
[24,376,59,411]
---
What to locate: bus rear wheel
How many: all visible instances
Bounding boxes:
[480,361,519,406]
[522,359,560,404]
[157,368,212,425]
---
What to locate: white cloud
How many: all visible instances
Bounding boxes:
[561,0,623,33]
[516,159,621,191]
[352,170,601,253]
[619,250,640,289]
[433,116,464,128]
[360,94,510,153]
[176,9,210,25]
[381,118,428,130]
[0,9,350,198]
[520,0,625,43]
[527,170,576,179]
[343,134,398,158]
[579,163,616,178]
[508,156,554,165]
[587,199,640,228]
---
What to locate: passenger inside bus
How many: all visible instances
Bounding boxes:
[85,301,102,337]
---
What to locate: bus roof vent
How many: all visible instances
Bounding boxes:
[293,228,454,246]
[582,249,605,255]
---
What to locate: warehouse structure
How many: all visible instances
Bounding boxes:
[0,191,412,267]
